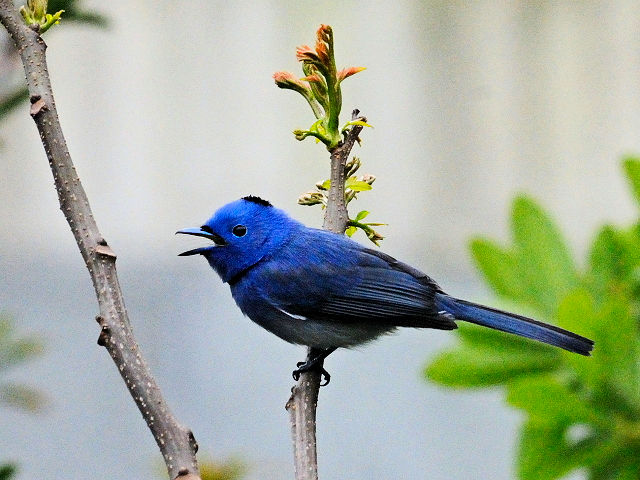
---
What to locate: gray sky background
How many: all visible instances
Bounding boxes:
[2,1,639,478]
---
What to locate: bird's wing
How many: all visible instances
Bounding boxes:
[314,247,456,329]
[254,232,456,330]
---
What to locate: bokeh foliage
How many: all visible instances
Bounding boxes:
[199,458,246,480]
[0,315,45,480]
[156,457,246,480]
[426,158,640,479]
[0,316,45,413]
[0,465,16,480]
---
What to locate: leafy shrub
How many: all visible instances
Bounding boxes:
[426,158,640,479]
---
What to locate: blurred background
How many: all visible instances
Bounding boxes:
[1,1,640,478]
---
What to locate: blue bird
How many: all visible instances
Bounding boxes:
[178,196,593,384]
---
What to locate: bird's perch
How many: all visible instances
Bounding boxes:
[286,110,366,480]
[0,3,201,479]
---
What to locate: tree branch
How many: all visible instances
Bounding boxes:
[0,3,201,479]
[286,109,366,480]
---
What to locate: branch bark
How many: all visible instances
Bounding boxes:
[286,109,366,480]
[0,4,201,479]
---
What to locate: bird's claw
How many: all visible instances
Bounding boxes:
[319,369,330,386]
[292,364,331,386]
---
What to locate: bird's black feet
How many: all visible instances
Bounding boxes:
[292,361,331,386]
[291,347,337,386]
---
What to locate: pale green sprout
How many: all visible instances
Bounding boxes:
[19,0,64,33]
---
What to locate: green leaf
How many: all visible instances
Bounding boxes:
[39,10,64,33]
[425,345,558,388]
[426,324,562,387]
[470,196,578,318]
[589,226,628,286]
[507,375,600,426]
[0,464,16,480]
[588,225,640,295]
[557,289,640,408]
[355,210,369,221]
[517,419,612,480]
[345,178,372,191]
[517,420,588,480]
[200,457,247,480]
[344,120,373,129]
[0,318,44,371]
[470,239,523,301]
[614,457,640,480]
[0,383,46,413]
[0,338,44,371]
[583,439,640,480]
[623,156,640,206]
[345,226,357,237]
[510,195,579,316]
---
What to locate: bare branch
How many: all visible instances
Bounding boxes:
[0,3,201,479]
[286,109,366,480]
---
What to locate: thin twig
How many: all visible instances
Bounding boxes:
[286,109,366,480]
[0,4,201,479]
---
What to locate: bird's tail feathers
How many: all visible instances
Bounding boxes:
[434,293,594,356]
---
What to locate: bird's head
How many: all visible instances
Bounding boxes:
[177,196,300,283]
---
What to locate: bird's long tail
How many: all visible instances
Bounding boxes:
[434,293,594,356]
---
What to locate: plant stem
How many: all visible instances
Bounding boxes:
[0,3,200,479]
[286,109,366,480]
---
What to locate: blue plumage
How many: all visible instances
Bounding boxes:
[178,196,593,381]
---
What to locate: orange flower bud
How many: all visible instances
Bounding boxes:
[314,25,332,65]
[338,67,366,82]
[273,71,311,96]
[296,45,318,63]
[273,71,297,84]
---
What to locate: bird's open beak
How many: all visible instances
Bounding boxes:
[176,227,226,256]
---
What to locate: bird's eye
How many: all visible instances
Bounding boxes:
[232,224,247,237]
